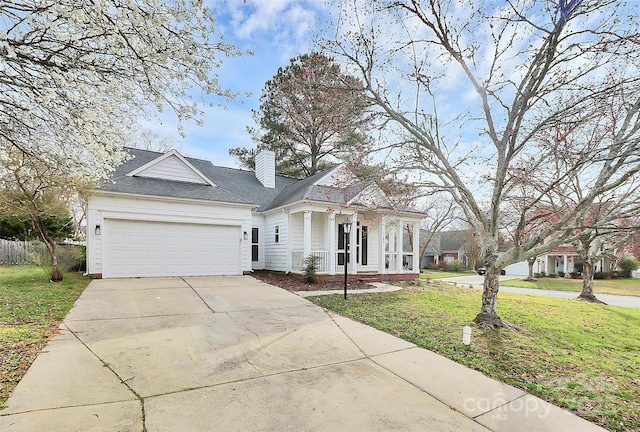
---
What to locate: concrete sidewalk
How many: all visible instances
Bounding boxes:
[0,276,603,431]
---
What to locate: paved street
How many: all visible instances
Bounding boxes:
[439,276,640,308]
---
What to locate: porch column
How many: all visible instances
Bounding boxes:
[350,213,358,274]
[563,255,568,276]
[412,221,420,273]
[328,212,336,275]
[396,219,403,273]
[303,211,312,260]
[286,212,292,272]
[379,218,387,274]
[545,255,550,275]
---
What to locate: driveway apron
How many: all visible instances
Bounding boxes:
[0,276,603,431]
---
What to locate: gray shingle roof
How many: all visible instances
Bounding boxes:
[100,149,254,205]
[99,148,297,210]
[99,148,420,215]
[261,166,365,211]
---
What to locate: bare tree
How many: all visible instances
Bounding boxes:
[128,129,177,153]
[326,0,640,327]
[406,196,458,267]
[463,229,481,272]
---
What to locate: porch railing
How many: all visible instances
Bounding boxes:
[291,250,330,273]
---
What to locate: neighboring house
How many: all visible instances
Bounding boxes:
[420,230,470,268]
[503,244,614,277]
[87,148,424,279]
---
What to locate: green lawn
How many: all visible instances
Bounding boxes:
[0,266,90,407]
[421,269,476,279]
[311,283,640,432]
[502,277,640,297]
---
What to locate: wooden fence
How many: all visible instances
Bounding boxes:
[0,239,47,265]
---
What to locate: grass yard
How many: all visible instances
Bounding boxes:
[0,266,90,407]
[502,277,640,297]
[421,269,475,279]
[311,283,640,432]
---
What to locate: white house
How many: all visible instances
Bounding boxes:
[87,148,424,279]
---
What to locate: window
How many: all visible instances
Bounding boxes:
[251,228,259,262]
[274,225,280,243]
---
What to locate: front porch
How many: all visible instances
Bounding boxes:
[287,209,420,276]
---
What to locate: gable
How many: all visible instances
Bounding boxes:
[347,183,392,208]
[315,165,354,187]
[127,151,216,186]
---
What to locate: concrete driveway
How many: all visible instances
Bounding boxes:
[0,276,602,431]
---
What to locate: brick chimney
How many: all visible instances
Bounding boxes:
[255,149,275,188]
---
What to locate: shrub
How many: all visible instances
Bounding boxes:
[558,271,565,278]
[445,259,465,272]
[58,244,86,272]
[548,273,557,278]
[533,272,541,278]
[574,262,584,273]
[301,255,320,283]
[594,271,608,280]
[618,257,640,278]
[540,271,546,277]
[569,272,580,279]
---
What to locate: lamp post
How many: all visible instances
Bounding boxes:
[343,218,352,300]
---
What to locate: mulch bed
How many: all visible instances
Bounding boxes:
[251,270,374,292]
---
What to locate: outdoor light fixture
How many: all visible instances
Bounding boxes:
[343,218,353,300]
[95,225,101,236]
[243,231,248,240]
[462,325,472,346]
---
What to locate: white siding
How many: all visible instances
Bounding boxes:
[264,212,288,271]
[136,155,208,184]
[289,212,327,252]
[87,193,252,276]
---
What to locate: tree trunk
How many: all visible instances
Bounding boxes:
[526,257,536,281]
[473,265,506,328]
[469,256,478,272]
[577,261,605,304]
[44,236,63,282]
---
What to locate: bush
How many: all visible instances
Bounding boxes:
[57,244,86,272]
[558,271,565,278]
[533,272,541,278]
[594,271,608,280]
[301,255,320,283]
[445,259,465,272]
[618,257,640,278]
[540,271,546,277]
[569,272,580,279]
[548,273,557,278]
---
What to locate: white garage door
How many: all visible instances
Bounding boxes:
[103,219,241,278]
[504,261,530,276]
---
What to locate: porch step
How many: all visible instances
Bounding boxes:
[357,274,384,283]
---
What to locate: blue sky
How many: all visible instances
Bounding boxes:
[141,0,333,167]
